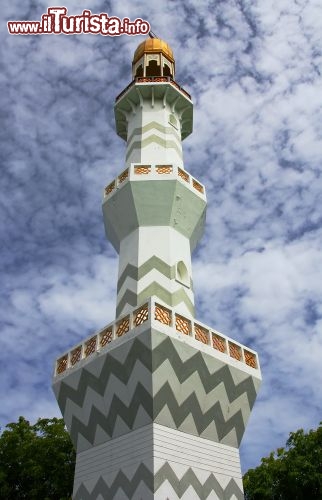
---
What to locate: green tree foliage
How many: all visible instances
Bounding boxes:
[0,416,75,500]
[243,422,322,499]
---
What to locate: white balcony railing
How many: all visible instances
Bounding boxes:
[103,163,206,200]
[54,298,259,377]
[115,76,192,102]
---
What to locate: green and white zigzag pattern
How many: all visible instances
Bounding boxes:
[126,121,183,162]
[116,256,195,318]
[74,462,244,499]
[53,329,260,452]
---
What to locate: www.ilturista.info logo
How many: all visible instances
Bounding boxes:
[7,7,150,36]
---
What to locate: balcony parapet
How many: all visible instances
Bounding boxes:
[54,298,260,378]
[103,163,206,201]
[115,76,191,102]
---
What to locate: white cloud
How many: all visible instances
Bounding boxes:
[1,0,321,475]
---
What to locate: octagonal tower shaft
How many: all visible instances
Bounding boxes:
[103,42,205,320]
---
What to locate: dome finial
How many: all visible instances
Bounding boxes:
[132,36,175,79]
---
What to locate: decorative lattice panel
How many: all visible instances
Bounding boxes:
[212,334,226,353]
[56,355,68,375]
[180,87,192,100]
[54,299,261,378]
[71,346,82,366]
[244,350,257,368]
[100,328,113,348]
[137,77,168,83]
[175,314,191,335]
[116,316,130,337]
[155,303,172,326]
[153,77,168,82]
[156,165,173,174]
[134,303,149,327]
[134,165,151,175]
[192,179,204,193]
[171,81,180,91]
[85,336,97,358]
[105,181,115,196]
[194,324,209,344]
[118,169,129,183]
[229,342,242,361]
[178,168,189,182]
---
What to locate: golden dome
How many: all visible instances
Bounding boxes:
[133,38,174,64]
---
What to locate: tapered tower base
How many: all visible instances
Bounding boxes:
[72,425,244,499]
[53,299,261,499]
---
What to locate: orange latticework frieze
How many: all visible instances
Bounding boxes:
[212,334,226,353]
[134,165,151,175]
[156,165,173,174]
[244,350,257,369]
[134,303,149,327]
[71,346,82,366]
[169,80,191,100]
[229,342,242,361]
[100,328,113,348]
[115,80,133,101]
[104,181,115,196]
[192,179,204,194]
[194,324,209,344]
[118,169,129,183]
[128,77,191,100]
[175,314,191,336]
[56,355,68,375]
[155,303,172,326]
[116,316,130,337]
[137,77,168,83]
[85,336,97,358]
[171,80,181,91]
[178,168,189,182]
[180,88,192,100]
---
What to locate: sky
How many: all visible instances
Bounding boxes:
[1,0,322,474]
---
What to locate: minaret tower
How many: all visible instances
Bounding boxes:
[104,37,203,321]
[53,37,261,500]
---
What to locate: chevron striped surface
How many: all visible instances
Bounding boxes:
[53,321,260,450]
[114,229,199,319]
[53,321,260,498]
[74,470,243,500]
[72,422,244,499]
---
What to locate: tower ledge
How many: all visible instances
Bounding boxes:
[115,77,192,142]
[54,297,260,379]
